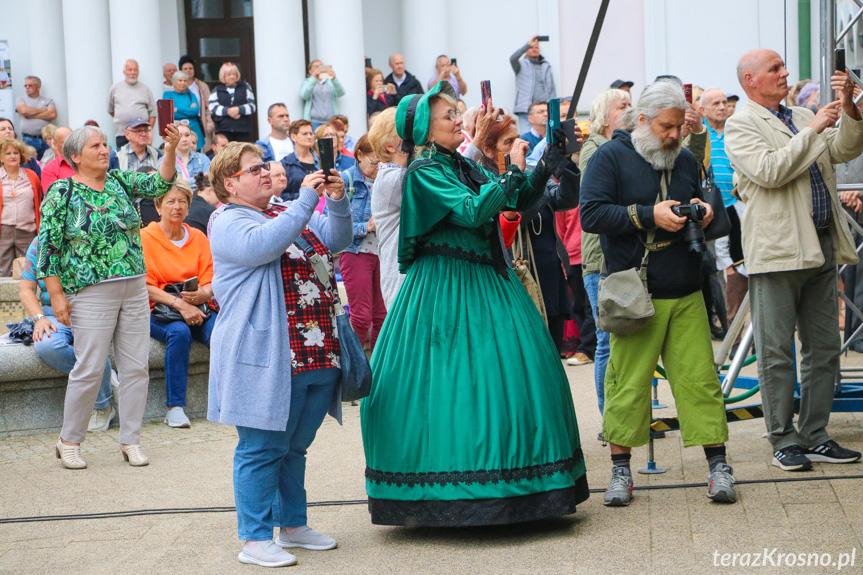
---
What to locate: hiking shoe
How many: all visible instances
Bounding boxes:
[164,406,191,428]
[88,406,115,432]
[603,467,633,506]
[276,526,338,550]
[771,445,813,471]
[707,464,737,503]
[804,440,862,464]
[566,352,594,366]
[238,541,298,567]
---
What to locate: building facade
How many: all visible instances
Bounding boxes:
[0,0,826,144]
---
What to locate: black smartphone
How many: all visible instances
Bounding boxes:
[183,277,198,292]
[537,35,550,42]
[365,57,372,68]
[450,58,457,66]
[836,48,846,73]
[317,137,335,177]
[561,119,581,154]
[547,98,560,145]
[504,153,511,168]
[157,99,174,137]
[480,80,492,109]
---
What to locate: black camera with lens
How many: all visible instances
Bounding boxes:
[671,203,707,253]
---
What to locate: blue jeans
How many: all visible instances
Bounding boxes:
[149,311,217,407]
[33,307,113,410]
[584,273,609,415]
[233,367,340,541]
[21,135,49,160]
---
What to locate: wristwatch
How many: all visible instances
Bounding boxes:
[33,314,46,322]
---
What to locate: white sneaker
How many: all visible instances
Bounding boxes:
[566,352,594,366]
[164,406,191,428]
[276,526,337,550]
[238,541,298,567]
[88,406,116,432]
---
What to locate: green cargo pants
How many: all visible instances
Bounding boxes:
[603,290,729,448]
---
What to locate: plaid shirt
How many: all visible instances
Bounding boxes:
[768,105,832,227]
[263,205,340,374]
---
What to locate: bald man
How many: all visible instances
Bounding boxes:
[725,49,863,471]
[384,54,424,104]
[40,127,74,190]
[108,59,156,147]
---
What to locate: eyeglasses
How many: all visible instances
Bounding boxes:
[230,162,271,178]
[24,83,38,88]
[176,119,190,126]
[129,127,152,134]
[437,109,462,122]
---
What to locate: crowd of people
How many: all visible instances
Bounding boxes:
[2,41,863,569]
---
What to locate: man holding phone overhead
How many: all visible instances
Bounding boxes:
[725,49,863,471]
[510,35,556,133]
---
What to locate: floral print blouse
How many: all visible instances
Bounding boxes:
[264,204,340,374]
[37,170,174,293]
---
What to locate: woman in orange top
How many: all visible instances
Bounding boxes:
[0,138,42,276]
[141,179,216,429]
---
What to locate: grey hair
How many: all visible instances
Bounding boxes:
[172,71,188,83]
[24,75,41,86]
[588,88,631,135]
[463,105,481,123]
[622,80,688,131]
[63,126,107,171]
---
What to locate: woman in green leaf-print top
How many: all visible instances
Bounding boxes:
[39,124,180,471]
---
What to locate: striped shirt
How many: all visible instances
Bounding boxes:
[706,123,736,207]
[768,105,832,227]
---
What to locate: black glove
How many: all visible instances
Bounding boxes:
[529,128,569,190]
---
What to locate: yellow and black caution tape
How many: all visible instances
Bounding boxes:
[650,405,764,433]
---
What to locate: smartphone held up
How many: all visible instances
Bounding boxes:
[157,99,174,137]
[317,137,335,178]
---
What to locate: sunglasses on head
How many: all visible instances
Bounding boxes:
[230,162,271,178]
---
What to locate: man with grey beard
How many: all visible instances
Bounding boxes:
[581,80,736,507]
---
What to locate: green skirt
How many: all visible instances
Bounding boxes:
[360,253,589,526]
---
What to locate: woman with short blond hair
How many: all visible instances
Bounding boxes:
[367,107,408,308]
[209,62,256,143]
[207,141,353,567]
[0,137,42,276]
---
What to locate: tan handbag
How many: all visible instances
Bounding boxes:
[513,224,548,325]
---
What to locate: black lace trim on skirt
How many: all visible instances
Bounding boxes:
[415,243,494,267]
[368,477,590,527]
[366,449,584,488]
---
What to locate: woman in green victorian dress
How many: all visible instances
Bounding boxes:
[360,81,589,526]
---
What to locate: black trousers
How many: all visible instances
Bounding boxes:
[568,266,597,358]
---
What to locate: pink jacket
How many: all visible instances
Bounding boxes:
[555,207,582,266]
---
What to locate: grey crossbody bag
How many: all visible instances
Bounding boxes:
[596,171,671,334]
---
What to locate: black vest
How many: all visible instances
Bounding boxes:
[214,83,251,133]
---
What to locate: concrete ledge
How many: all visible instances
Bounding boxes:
[0,339,210,437]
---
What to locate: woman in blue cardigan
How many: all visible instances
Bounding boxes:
[208,142,352,568]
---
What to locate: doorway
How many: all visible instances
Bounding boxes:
[184,0,258,141]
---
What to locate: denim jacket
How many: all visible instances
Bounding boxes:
[338,164,372,254]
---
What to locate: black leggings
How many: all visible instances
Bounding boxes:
[547,315,566,354]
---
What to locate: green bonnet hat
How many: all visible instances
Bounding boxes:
[396,80,458,148]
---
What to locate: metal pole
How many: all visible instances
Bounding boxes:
[566,0,610,119]
[820,0,836,107]
[722,323,755,396]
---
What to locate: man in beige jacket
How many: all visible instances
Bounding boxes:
[725,49,863,471]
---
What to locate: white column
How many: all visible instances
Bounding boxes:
[160,0,185,67]
[312,0,367,132]
[402,0,449,91]
[28,0,68,126]
[253,0,306,137]
[62,0,114,133]
[109,0,162,103]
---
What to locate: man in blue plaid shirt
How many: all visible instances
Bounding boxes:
[726,49,863,472]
